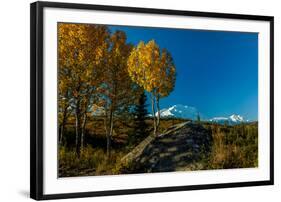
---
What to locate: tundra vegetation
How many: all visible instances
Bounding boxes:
[58,23,258,177]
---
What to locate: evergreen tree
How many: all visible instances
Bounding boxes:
[196,112,201,123]
[132,91,149,143]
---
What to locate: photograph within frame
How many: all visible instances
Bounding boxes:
[58,22,259,178]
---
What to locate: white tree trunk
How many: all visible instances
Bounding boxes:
[150,94,157,136]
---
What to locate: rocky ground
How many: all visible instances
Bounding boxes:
[121,121,213,173]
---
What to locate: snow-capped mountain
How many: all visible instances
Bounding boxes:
[209,114,247,125]
[155,104,200,120]
[229,114,244,122]
[154,104,248,125]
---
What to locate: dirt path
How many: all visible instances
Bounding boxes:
[122,122,212,173]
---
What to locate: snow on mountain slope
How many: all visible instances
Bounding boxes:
[155,104,199,120]
[209,114,247,125]
[154,104,248,125]
[229,114,244,122]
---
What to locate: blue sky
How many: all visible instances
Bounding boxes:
[109,25,258,121]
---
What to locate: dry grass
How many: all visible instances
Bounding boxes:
[59,118,258,177]
[59,146,126,177]
[206,123,258,169]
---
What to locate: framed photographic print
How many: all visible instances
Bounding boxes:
[30,1,274,200]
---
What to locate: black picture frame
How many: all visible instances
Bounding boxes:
[30,1,274,200]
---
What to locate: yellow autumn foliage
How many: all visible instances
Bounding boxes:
[58,23,110,99]
[127,40,176,98]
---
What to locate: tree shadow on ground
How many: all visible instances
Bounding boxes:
[125,123,213,173]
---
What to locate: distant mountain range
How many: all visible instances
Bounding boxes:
[153,104,250,125]
[155,104,199,120]
[209,114,248,125]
